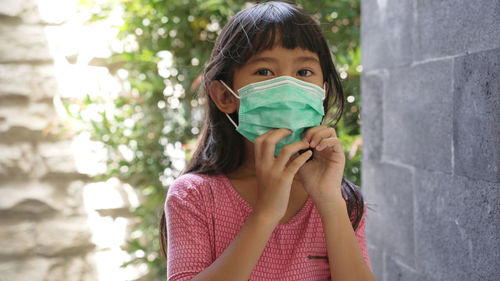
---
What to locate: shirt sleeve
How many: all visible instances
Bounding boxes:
[354,204,372,271]
[164,176,213,281]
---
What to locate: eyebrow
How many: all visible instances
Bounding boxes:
[246,56,320,66]
[295,56,320,64]
[246,57,278,65]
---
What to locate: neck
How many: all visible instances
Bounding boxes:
[227,139,256,179]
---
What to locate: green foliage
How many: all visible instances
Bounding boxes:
[72,0,361,279]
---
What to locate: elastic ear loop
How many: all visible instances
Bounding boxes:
[219,80,240,129]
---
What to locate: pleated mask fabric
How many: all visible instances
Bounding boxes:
[220,76,325,157]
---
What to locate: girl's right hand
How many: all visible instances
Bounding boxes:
[253,128,312,222]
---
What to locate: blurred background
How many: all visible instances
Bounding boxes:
[0,0,498,281]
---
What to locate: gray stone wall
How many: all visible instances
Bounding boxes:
[361,1,499,280]
[0,1,158,280]
[0,1,97,280]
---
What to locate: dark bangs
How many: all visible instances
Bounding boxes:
[228,2,325,65]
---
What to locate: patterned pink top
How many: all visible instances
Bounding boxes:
[164,173,371,281]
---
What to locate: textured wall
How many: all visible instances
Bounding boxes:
[0,1,97,280]
[0,1,140,281]
[361,1,500,280]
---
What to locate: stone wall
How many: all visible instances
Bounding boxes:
[361,1,499,280]
[0,2,97,280]
[0,1,142,281]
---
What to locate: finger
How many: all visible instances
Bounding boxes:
[254,128,280,161]
[309,127,337,148]
[275,140,310,168]
[284,149,313,175]
[302,125,327,145]
[315,137,342,152]
[255,128,292,161]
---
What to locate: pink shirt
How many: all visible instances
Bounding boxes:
[164,173,371,281]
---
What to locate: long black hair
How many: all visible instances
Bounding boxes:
[160,1,364,259]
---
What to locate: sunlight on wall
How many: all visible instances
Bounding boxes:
[41,0,150,279]
[83,178,144,280]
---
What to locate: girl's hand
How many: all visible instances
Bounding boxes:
[298,125,346,206]
[254,129,312,222]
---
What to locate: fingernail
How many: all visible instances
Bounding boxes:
[316,144,324,151]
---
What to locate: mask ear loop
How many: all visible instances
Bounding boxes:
[218,80,240,129]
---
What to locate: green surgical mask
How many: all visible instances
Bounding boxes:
[220,76,326,157]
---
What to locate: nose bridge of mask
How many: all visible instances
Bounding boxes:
[239,85,324,116]
[238,76,326,101]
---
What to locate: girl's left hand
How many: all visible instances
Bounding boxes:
[297,125,345,205]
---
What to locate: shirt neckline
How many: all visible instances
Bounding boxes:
[218,173,313,228]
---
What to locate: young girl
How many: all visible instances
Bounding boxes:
[159,1,375,280]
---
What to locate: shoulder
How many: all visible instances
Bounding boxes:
[167,173,223,204]
[164,174,212,218]
[168,173,210,197]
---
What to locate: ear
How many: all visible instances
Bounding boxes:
[208,80,239,114]
[324,81,329,94]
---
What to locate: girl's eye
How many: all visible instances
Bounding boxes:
[298,69,313,77]
[255,69,273,76]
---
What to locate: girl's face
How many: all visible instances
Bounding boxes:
[232,46,325,97]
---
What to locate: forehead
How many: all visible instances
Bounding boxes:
[236,27,322,64]
[244,46,320,66]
